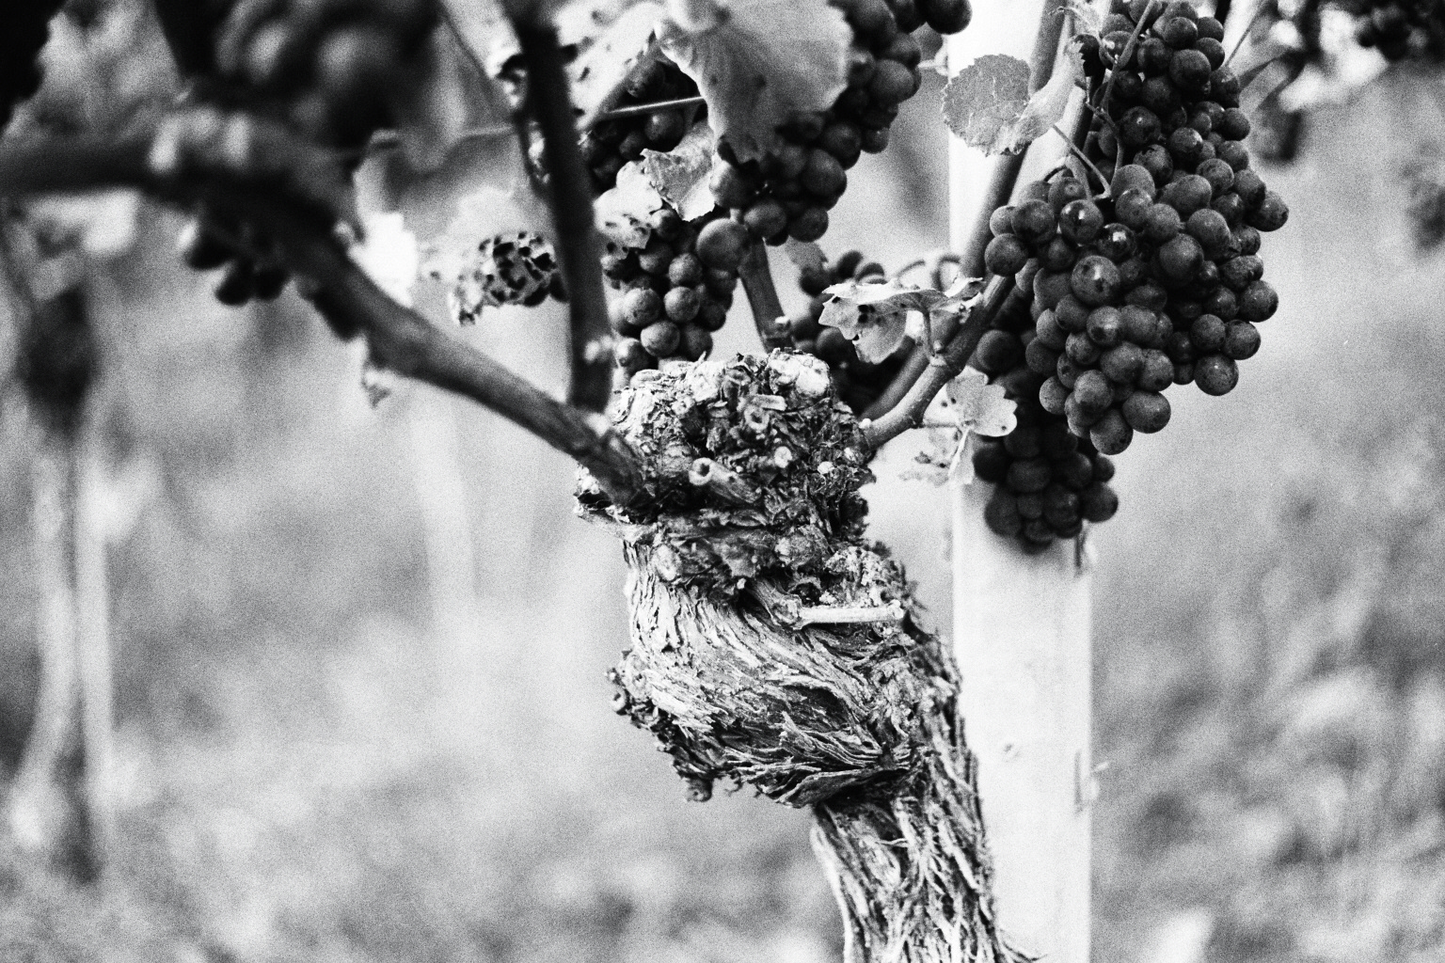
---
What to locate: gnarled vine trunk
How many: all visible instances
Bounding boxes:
[584,353,1022,962]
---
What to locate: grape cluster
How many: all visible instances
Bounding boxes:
[578,60,699,193]
[983,0,1288,457]
[608,211,748,378]
[785,249,911,413]
[1346,0,1445,60]
[178,0,440,306]
[967,288,1120,551]
[704,0,970,246]
[960,0,1289,549]
[450,231,566,325]
[2,0,66,133]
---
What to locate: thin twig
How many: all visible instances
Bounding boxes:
[862,275,1013,450]
[598,95,706,121]
[1224,0,1270,66]
[511,17,614,412]
[1051,123,1110,190]
[739,243,791,350]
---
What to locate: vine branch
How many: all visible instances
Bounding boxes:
[868,0,1068,428]
[862,274,1013,450]
[0,130,647,505]
[510,15,614,413]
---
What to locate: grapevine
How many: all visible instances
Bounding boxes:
[0,0,1323,953]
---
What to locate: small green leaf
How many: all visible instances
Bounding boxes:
[943,48,1084,156]
[945,368,1016,438]
[941,54,1030,154]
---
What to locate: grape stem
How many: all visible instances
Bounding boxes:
[739,243,791,350]
[1223,0,1271,66]
[1051,123,1110,191]
[861,274,1013,451]
[1096,0,1162,139]
[511,15,615,413]
[0,128,649,506]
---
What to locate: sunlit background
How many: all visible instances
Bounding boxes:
[3,3,1445,962]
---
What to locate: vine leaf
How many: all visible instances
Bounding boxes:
[640,120,718,220]
[819,278,948,363]
[658,0,851,163]
[946,367,1016,439]
[569,2,667,120]
[943,48,1083,156]
[942,54,1029,154]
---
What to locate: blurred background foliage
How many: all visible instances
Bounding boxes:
[2,2,1445,962]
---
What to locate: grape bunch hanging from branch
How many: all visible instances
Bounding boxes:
[0,0,1303,957]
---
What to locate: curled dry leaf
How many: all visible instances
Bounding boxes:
[658,0,851,163]
[640,120,719,220]
[818,278,950,363]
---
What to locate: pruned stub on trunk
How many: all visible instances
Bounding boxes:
[580,353,1023,963]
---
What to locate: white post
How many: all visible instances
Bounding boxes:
[948,5,1094,962]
